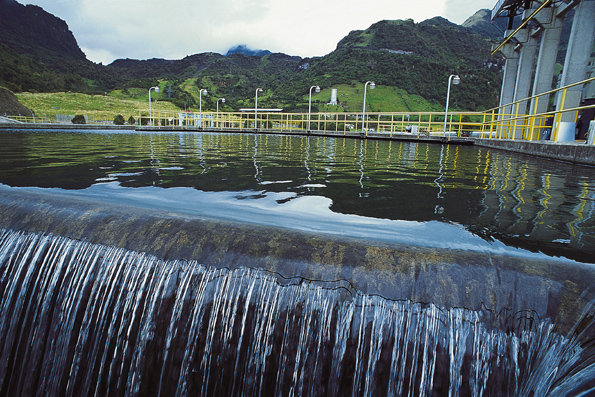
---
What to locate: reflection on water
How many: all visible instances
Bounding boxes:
[0,130,593,261]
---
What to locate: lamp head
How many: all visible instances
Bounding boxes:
[452,75,460,85]
[256,88,263,93]
[221,98,226,103]
[315,86,321,93]
[154,86,159,92]
[369,82,376,90]
[202,89,208,95]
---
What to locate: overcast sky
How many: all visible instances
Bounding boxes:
[23,0,497,64]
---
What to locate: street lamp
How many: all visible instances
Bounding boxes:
[199,88,208,128]
[308,85,320,131]
[362,81,375,133]
[255,88,263,131]
[217,97,225,129]
[443,75,460,137]
[149,86,159,126]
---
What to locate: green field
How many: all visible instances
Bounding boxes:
[307,84,444,113]
[14,82,447,121]
[16,91,181,120]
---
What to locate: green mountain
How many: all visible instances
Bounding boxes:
[462,9,506,40]
[295,17,503,110]
[0,0,503,113]
[0,0,110,92]
[225,45,272,57]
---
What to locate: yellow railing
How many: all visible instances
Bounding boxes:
[4,78,593,144]
[479,77,595,141]
[4,115,115,125]
[140,110,486,138]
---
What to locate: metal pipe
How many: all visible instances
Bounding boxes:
[362,81,375,133]
[199,89,207,128]
[255,88,263,131]
[148,86,159,126]
[308,85,320,131]
[443,75,460,137]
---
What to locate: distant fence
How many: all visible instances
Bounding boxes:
[140,110,486,139]
[4,78,594,143]
[6,114,114,125]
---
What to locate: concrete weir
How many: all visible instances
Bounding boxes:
[0,186,593,334]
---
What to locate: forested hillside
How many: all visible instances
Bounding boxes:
[0,0,503,113]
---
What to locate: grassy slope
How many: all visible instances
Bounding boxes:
[16,91,181,119]
[307,84,444,113]
[16,81,447,119]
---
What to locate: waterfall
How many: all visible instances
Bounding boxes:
[0,229,592,396]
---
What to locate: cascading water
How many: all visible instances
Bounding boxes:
[0,228,593,396]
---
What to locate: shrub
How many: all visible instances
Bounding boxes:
[113,114,125,125]
[71,115,86,124]
[127,116,136,125]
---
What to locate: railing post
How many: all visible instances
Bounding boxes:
[428,114,432,135]
[511,102,520,140]
[448,113,453,141]
[458,114,462,137]
[552,88,567,141]
[528,97,538,141]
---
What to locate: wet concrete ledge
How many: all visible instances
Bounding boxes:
[0,122,474,144]
[474,138,595,166]
[1,186,593,332]
[0,122,135,131]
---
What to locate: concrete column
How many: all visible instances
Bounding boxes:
[496,41,520,139]
[507,29,538,139]
[530,7,564,116]
[498,41,520,115]
[514,36,539,131]
[556,0,595,123]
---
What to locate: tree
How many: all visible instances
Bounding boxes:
[113,114,125,125]
[71,114,86,124]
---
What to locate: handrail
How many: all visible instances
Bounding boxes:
[484,76,594,113]
[4,77,594,143]
[491,0,552,55]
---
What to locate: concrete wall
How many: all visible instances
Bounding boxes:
[474,138,595,166]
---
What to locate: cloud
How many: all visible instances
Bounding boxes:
[24,0,484,64]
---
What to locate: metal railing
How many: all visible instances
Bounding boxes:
[139,110,486,139]
[4,78,593,144]
[4,114,115,125]
[479,77,595,142]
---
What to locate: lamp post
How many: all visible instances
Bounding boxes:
[216,98,225,129]
[199,88,208,128]
[443,75,460,137]
[255,88,263,131]
[149,86,159,126]
[308,85,320,131]
[362,81,375,133]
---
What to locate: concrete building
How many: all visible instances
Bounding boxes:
[492,0,595,140]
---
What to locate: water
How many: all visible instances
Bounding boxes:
[0,130,594,261]
[0,129,594,395]
[0,229,592,396]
